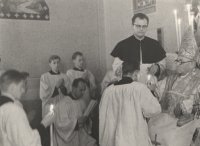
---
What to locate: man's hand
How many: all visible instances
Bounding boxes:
[41,112,55,128]
[56,78,64,88]
[77,116,88,128]
[149,64,159,75]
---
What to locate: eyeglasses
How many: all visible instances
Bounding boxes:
[133,24,148,29]
[174,59,194,65]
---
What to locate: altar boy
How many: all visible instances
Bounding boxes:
[40,55,70,117]
[66,52,96,107]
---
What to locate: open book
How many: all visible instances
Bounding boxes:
[83,100,98,116]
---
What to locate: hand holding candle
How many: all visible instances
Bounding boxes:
[50,104,54,146]
[41,104,55,128]
[50,104,54,116]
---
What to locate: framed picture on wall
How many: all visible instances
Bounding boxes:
[0,0,49,20]
[134,0,156,14]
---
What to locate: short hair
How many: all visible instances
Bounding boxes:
[122,60,140,75]
[132,13,149,25]
[49,55,61,63]
[72,52,83,60]
[72,78,86,88]
[0,70,29,92]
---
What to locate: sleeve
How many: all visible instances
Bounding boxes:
[110,42,122,58]
[101,72,111,94]
[6,105,41,146]
[63,75,71,95]
[54,101,78,142]
[87,70,97,90]
[40,75,52,102]
[154,77,167,101]
[156,58,166,80]
[66,71,74,93]
[139,85,161,118]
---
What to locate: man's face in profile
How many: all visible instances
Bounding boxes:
[73,82,86,99]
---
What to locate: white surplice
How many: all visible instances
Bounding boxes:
[99,82,161,146]
[53,96,97,146]
[0,98,41,146]
[101,70,118,94]
[40,72,70,117]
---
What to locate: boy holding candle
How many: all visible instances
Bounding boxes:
[0,70,54,146]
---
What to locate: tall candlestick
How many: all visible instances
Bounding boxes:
[178,19,181,49]
[174,10,179,50]
[187,4,191,25]
[191,15,194,32]
[50,104,54,146]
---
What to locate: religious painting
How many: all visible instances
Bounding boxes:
[0,0,49,20]
[134,0,156,14]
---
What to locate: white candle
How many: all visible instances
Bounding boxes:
[178,19,181,49]
[174,10,179,50]
[50,104,54,146]
[191,15,194,32]
[187,4,191,25]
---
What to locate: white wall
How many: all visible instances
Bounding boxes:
[0,0,101,79]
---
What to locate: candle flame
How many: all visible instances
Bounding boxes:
[50,104,54,112]
[174,10,177,15]
[186,4,191,11]
[147,74,151,81]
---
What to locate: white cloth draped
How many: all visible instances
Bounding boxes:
[99,82,161,146]
[40,72,70,117]
[53,96,96,146]
[0,101,41,146]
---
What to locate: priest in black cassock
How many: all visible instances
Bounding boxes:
[111,13,166,84]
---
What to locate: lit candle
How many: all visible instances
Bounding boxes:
[174,10,179,50]
[50,104,54,146]
[187,4,191,25]
[178,19,181,50]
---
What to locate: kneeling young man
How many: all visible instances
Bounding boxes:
[53,78,97,146]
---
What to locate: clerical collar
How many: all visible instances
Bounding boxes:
[49,70,60,75]
[133,34,145,41]
[0,95,14,106]
[73,67,84,72]
[114,77,133,86]
[68,93,79,100]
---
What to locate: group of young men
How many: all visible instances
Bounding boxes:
[0,51,97,146]
[1,12,200,146]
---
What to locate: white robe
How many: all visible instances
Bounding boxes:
[0,99,41,146]
[66,69,96,106]
[101,70,118,94]
[148,71,200,146]
[99,82,161,146]
[40,72,70,117]
[53,96,97,146]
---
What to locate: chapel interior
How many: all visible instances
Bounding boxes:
[0,0,198,143]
